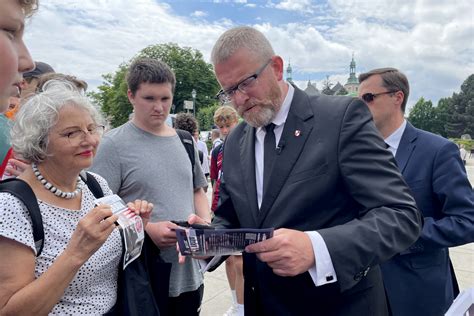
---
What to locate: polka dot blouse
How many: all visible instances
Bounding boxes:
[0,172,122,315]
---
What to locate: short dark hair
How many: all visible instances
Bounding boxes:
[359,67,410,113]
[175,112,198,135]
[126,57,176,95]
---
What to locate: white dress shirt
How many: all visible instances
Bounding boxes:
[385,119,407,156]
[254,83,337,286]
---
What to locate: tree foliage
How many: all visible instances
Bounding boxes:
[90,43,220,128]
[196,104,220,131]
[407,74,474,138]
[408,97,436,132]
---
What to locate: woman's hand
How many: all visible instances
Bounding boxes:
[127,199,153,228]
[4,158,29,177]
[65,205,118,265]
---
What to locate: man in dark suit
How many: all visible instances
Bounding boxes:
[193,26,423,316]
[359,68,474,316]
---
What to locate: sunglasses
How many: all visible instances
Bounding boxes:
[361,90,398,103]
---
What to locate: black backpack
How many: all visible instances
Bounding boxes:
[176,129,196,170]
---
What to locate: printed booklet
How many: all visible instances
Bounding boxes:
[175,227,274,256]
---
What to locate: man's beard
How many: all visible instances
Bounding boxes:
[237,83,282,128]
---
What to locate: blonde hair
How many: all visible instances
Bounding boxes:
[19,0,39,18]
[213,106,238,126]
[37,73,88,93]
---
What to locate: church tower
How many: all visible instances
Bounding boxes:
[286,58,293,83]
[344,53,359,95]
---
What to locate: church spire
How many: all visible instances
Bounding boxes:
[347,52,358,84]
[286,58,293,83]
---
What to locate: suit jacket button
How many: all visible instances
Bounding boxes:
[251,286,255,291]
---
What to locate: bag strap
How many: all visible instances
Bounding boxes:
[176,129,196,172]
[0,172,104,257]
[0,178,44,256]
[80,171,104,198]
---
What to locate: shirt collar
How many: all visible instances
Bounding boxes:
[385,119,407,153]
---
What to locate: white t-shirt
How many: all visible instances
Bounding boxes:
[0,173,122,315]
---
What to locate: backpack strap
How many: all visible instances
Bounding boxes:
[176,129,196,170]
[0,178,44,256]
[80,171,104,199]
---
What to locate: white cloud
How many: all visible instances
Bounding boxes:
[23,0,473,112]
[273,0,313,13]
[192,11,208,17]
[25,0,228,89]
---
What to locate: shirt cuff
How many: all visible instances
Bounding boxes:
[305,231,337,286]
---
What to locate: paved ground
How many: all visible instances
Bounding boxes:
[201,157,474,315]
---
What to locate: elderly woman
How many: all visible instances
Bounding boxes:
[0,80,153,315]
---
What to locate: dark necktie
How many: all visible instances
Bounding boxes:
[263,123,276,197]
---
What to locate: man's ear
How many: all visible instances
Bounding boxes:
[270,56,284,81]
[393,90,405,109]
[127,89,135,104]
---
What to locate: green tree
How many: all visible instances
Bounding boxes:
[433,97,453,137]
[434,74,474,138]
[448,74,474,137]
[89,65,130,127]
[197,104,220,131]
[90,43,220,128]
[408,97,436,132]
[321,76,333,95]
[335,86,348,95]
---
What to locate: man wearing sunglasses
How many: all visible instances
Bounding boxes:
[359,68,474,316]
[193,26,423,315]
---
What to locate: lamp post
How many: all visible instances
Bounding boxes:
[191,89,197,117]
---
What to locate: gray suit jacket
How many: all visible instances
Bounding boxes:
[213,87,422,315]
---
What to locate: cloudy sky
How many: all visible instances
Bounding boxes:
[24,0,473,112]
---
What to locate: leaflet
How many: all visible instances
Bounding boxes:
[175,227,274,256]
[94,194,144,269]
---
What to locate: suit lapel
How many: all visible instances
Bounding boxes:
[395,122,417,173]
[258,87,314,225]
[239,124,259,224]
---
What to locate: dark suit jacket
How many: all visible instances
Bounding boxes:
[381,122,474,316]
[213,87,422,315]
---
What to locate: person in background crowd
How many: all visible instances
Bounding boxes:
[91,57,211,316]
[194,129,210,182]
[174,112,210,189]
[211,128,222,151]
[20,61,54,98]
[358,67,474,316]
[459,144,467,165]
[189,26,422,315]
[0,80,153,314]
[37,72,88,94]
[210,105,244,316]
